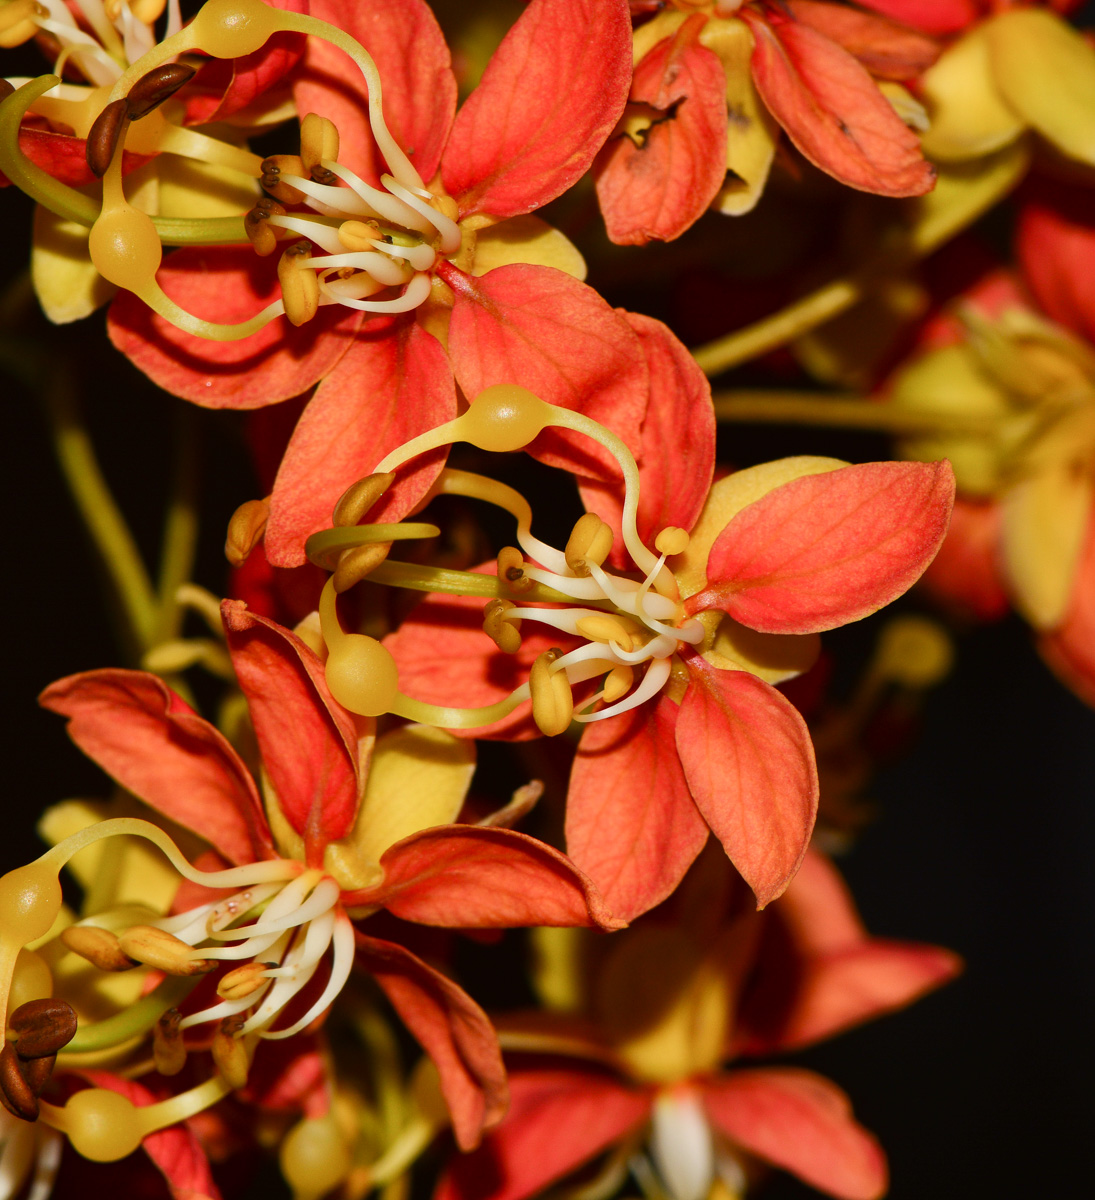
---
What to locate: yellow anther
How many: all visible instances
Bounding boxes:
[216,962,271,1001]
[153,1008,186,1076]
[116,926,215,977]
[603,664,635,703]
[278,243,320,327]
[300,113,340,175]
[459,385,553,452]
[260,154,307,205]
[60,925,134,972]
[0,861,63,946]
[337,219,383,252]
[244,199,287,257]
[225,497,269,566]
[565,512,614,576]
[332,471,395,526]
[0,0,41,47]
[130,0,167,23]
[497,546,532,593]
[529,650,573,736]
[333,542,392,592]
[655,526,690,556]
[483,598,522,654]
[575,613,641,648]
[212,1016,249,1089]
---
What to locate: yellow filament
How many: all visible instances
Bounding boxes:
[306,522,440,572]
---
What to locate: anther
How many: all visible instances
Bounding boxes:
[8,999,77,1058]
[61,924,135,972]
[278,242,320,327]
[217,962,272,1002]
[18,1053,55,1099]
[497,546,532,594]
[332,472,395,527]
[0,0,41,50]
[333,543,392,593]
[125,63,197,120]
[244,199,287,257]
[655,526,690,556]
[0,1043,38,1121]
[0,80,13,101]
[86,99,129,179]
[529,649,574,737]
[260,155,307,205]
[225,498,270,566]
[603,664,635,704]
[482,598,522,654]
[300,113,339,176]
[212,1015,249,1090]
[337,220,383,253]
[116,926,216,976]
[575,613,641,649]
[565,513,614,577]
[153,1008,186,1076]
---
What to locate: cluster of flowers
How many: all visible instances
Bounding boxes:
[1,0,1092,1197]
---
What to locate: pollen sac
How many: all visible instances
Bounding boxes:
[655,526,690,556]
[0,0,41,49]
[116,925,216,976]
[300,112,340,177]
[7,999,77,1058]
[86,99,129,178]
[153,1008,186,1076]
[483,598,522,654]
[125,63,197,120]
[217,961,270,1001]
[604,664,634,703]
[225,497,270,566]
[529,649,574,736]
[61,924,135,972]
[244,199,287,257]
[338,219,383,253]
[565,512,614,576]
[212,1016,250,1089]
[497,546,532,593]
[278,243,320,327]
[0,1042,39,1121]
[260,155,307,205]
[575,612,640,650]
[333,471,396,527]
[333,542,392,593]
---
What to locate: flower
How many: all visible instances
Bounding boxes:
[434,849,961,1200]
[309,381,954,919]
[593,0,939,245]
[0,600,620,1163]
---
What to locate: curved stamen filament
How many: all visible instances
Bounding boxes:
[317,270,431,313]
[382,174,461,254]
[318,163,434,233]
[259,912,355,1039]
[574,656,673,724]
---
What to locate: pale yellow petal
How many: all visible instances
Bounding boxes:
[703,614,821,685]
[31,206,116,324]
[986,9,1095,166]
[349,724,475,867]
[1002,464,1093,629]
[632,10,686,63]
[919,26,1025,161]
[473,215,587,280]
[156,154,261,218]
[671,457,847,598]
[529,926,588,1014]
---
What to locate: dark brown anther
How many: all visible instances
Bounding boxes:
[86,98,129,178]
[153,1008,186,1076]
[0,80,15,102]
[8,998,77,1058]
[311,165,336,186]
[0,1043,38,1121]
[125,62,196,120]
[244,198,286,257]
[260,154,306,204]
[19,1053,56,1097]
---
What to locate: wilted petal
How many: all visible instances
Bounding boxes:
[567,698,710,924]
[442,0,631,221]
[690,461,955,635]
[39,670,272,865]
[676,659,818,909]
[703,1068,887,1200]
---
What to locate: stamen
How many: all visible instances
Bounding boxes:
[316,269,431,313]
[574,656,673,724]
[277,242,320,326]
[259,912,355,1040]
[483,598,522,654]
[125,63,196,120]
[529,649,574,736]
[320,162,433,233]
[299,112,339,176]
[565,512,615,576]
[298,251,411,287]
[153,1007,186,1075]
[381,174,462,254]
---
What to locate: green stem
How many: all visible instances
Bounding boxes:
[367,559,614,609]
[154,406,200,644]
[62,975,198,1054]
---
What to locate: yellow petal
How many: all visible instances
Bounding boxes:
[919,25,1025,161]
[156,154,262,218]
[701,18,777,217]
[529,926,588,1014]
[1002,464,1093,628]
[671,456,847,598]
[31,206,116,324]
[472,214,587,280]
[632,10,687,63]
[986,9,1095,166]
[348,724,475,867]
[703,614,821,686]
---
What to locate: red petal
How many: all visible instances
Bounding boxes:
[689,461,955,634]
[783,1,939,80]
[221,601,361,862]
[594,15,728,245]
[355,933,507,1150]
[1017,190,1095,345]
[346,826,624,929]
[436,1069,650,1200]
[39,670,272,865]
[742,11,935,196]
[181,0,308,125]
[920,497,1009,622]
[849,0,980,35]
[265,318,455,566]
[703,1068,887,1200]
[0,126,151,188]
[676,658,818,908]
[578,311,714,567]
[441,0,631,220]
[107,245,361,408]
[293,0,455,185]
[566,698,709,923]
[444,263,646,481]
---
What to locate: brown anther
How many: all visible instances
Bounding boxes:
[19,1053,56,1098]
[565,513,614,577]
[337,219,382,253]
[61,923,135,971]
[216,962,272,1002]
[8,998,77,1058]
[260,154,307,205]
[116,926,216,976]
[300,112,340,175]
[125,63,197,120]
[333,542,392,592]
[332,471,395,527]
[497,546,532,593]
[153,1008,186,1076]
[0,1043,38,1120]
[311,166,337,186]
[482,598,522,654]
[225,497,270,566]
[529,648,573,737]
[244,198,287,257]
[212,1015,249,1090]
[278,242,320,327]
[86,98,129,179]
